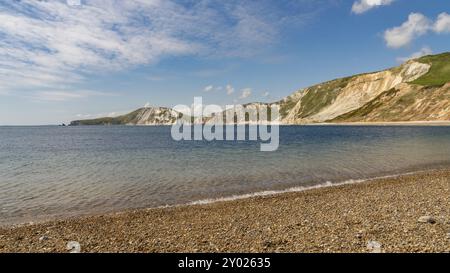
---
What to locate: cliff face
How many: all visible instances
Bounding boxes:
[70,52,450,125]
[330,82,450,122]
[278,60,431,124]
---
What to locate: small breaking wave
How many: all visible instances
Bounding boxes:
[179,170,428,207]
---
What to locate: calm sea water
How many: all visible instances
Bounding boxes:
[1,125,450,225]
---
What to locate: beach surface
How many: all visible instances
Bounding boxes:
[1,170,449,253]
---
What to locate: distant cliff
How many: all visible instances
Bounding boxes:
[70,52,450,125]
[70,107,183,126]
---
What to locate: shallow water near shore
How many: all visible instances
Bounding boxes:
[1,125,450,225]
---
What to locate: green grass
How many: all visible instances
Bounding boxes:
[279,96,299,118]
[70,108,145,125]
[412,52,450,86]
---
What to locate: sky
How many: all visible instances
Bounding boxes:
[0,0,449,125]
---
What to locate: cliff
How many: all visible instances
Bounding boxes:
[70,52,450,125]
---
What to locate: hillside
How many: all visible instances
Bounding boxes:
[70,107,183,126]
[70,52,450,125]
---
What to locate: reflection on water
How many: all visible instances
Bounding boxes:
[1,125,450,224]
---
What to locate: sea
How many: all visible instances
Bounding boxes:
[1,125,450,225]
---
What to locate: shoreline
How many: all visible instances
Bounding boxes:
[0,169,438,228]
[3,120,450,127]
[1,169,449,253]
[309,121,450,126]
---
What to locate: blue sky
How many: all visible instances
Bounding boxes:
[0,0,449,125]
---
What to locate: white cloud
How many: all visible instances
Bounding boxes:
[204,85,227,92]
[0,0,198,99]
[384,12,450,48]
[240,88,252,99]
[144,102,151,108]
[226,84,235,95]
[384,13,431,48]
[262,91,270,97]
[434,12,450,33]
[67,0,81,6]
[0,0,317,99]
[352,0,394,14]
[204,85,214,92]
[30,90,107,102]
[396,46,433,63]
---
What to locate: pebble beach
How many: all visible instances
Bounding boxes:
[1,170,449,253]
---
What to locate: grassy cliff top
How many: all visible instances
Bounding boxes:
[412,52,450,86]
[70,109,143,125]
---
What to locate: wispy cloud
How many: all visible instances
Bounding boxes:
[384,12,450,48]
[0,0,196,95]
[204,85,214,92]
[239,88,252,99]
[0,0,319,99]
[352,0,394,14]
[226,84,235,95]
[29,90,110,102]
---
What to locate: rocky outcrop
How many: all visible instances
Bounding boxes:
[131,107,182,125]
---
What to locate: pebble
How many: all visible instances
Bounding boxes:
[275,247,285,253]
[1,170,450,253]
[367,241,383,253]
[39,236,48,242]
[356,230,364,239]
[66,241,81,253]
[418,216,436,224]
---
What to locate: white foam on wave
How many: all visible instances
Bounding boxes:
[172,170,429,208]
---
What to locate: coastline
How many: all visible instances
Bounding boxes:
[1,169,449,253]
[306,121,450,126]
[4,120,450,127]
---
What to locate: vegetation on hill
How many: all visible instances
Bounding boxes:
[296,77,353,119]
[412,52,450,86]
[70,109,143,125]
